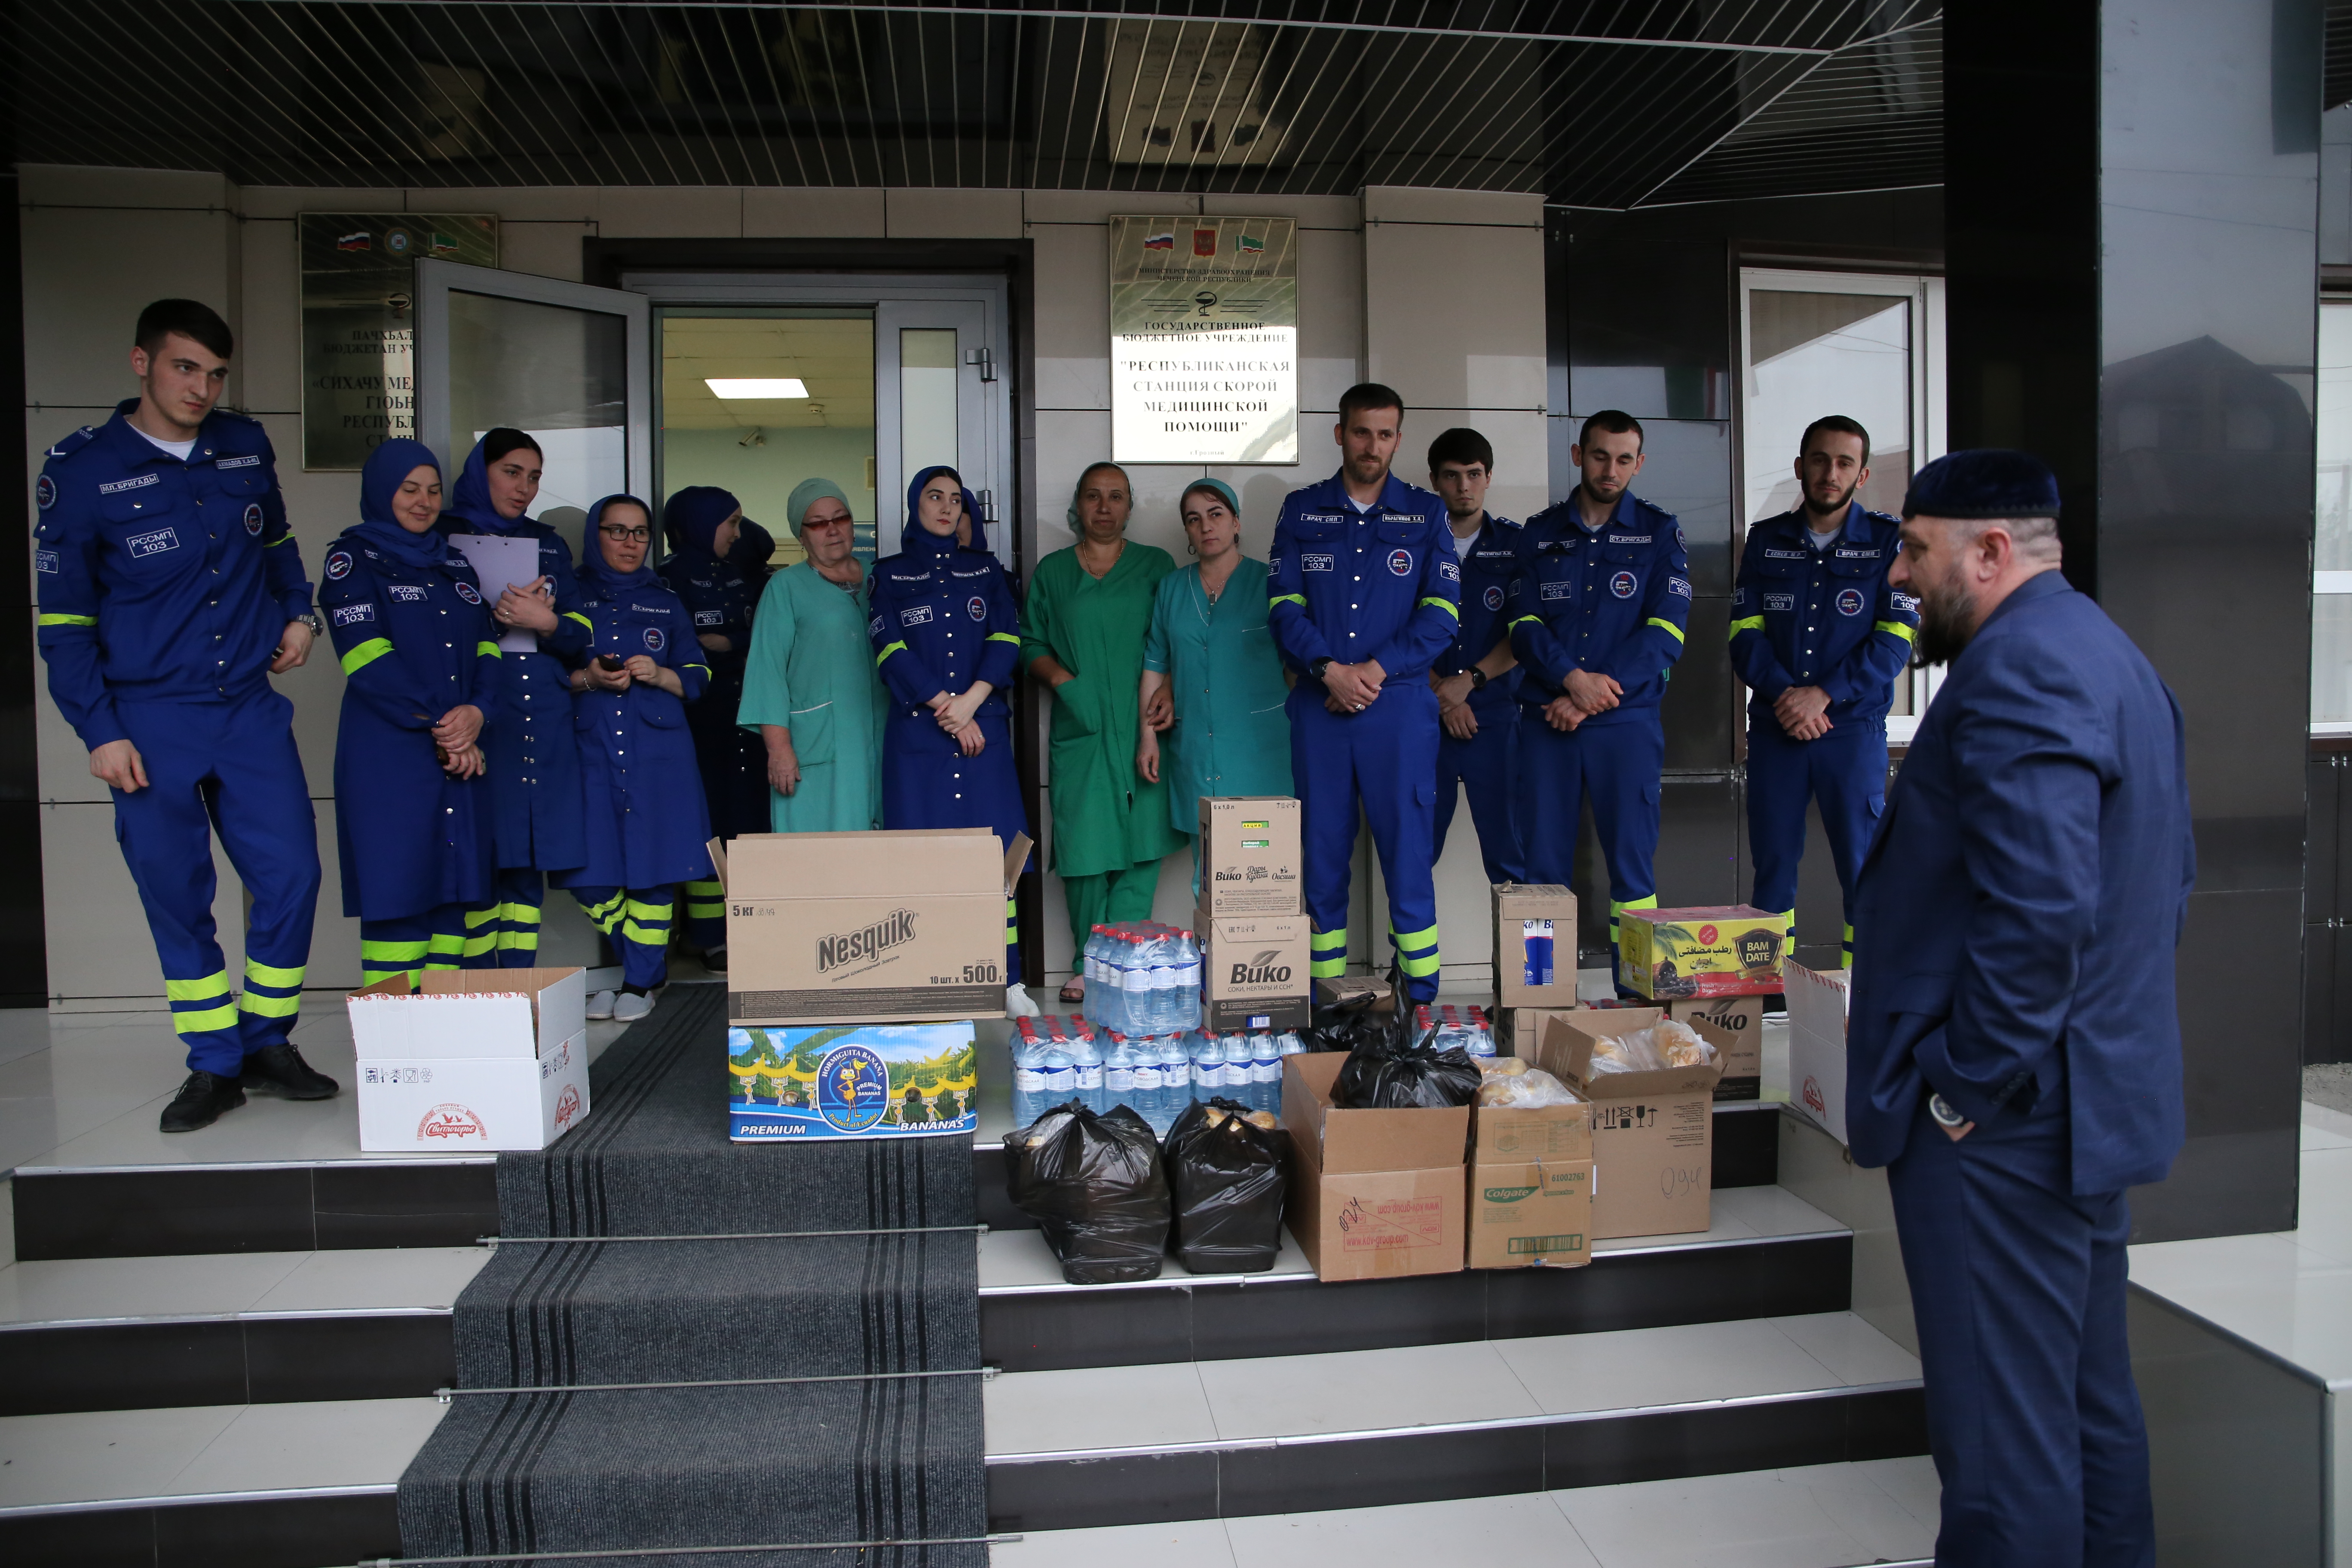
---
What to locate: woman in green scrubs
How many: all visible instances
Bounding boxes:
[1137,479,1295,889]
[1022,462,1186,1004]
[736,478,887,833]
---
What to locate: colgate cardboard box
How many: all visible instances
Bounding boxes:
[1466,1159,1594,1269]
[1534,1008,1730,1238]
[1281,1051,1468,1282]
[347,968,591,1152]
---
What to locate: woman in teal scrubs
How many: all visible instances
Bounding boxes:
[1137,479,1294,885]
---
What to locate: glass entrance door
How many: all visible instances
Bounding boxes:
[876,300,999,562]
[415,260,653,514]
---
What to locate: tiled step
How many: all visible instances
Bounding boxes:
[0,1247,487,1415]
[982,1184,1851,1372]
[988,1458,1940,1568]
[983,1311,1927,1532]
[9,1159,499,1262]
[0,1396,442,1568]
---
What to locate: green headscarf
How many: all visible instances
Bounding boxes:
[787,476,853,536]
[1180,477,1241,518]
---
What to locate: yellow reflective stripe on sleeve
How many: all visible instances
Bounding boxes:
[987,631,1021,645]
[38,613,98,627]
[476,641,503,658]
[1419,596,1459,620]
[876,640,908,666]
[682,663,710,677]
[340,637,394,674]
[1508,614,1541,628]
[1727,615,1765,636]
[1646,617,1685,643]
[242,960,305,989]
[564,611,594,631]
[166,973,232,1001]
[266,533,295,545]
[1875,619,1917,643]
[1270,593,1306,609]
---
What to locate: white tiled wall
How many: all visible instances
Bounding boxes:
[18,168,1548,999]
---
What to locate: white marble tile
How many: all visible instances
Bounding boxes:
[1225,1491,1599,1568]
[977,1225,1310,1292]
[170,1397,446,1496]
[986,1361,1218,1457]
[1198,1339,1539,1440]
[1494,1318,1847,1418]
[0,1403,240,1508]
[1768,1311,1922,1387]
[995,1517,1237,1568]
[0,1251,306,1326]
[249,1247,488,1314]
[2288,1146,2352,1265]
[1853,1455,1942,1533]
[2129,1230,2352,1384]
[1553,1461,1936,1568]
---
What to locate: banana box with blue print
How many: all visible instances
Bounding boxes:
[346,968,591,1152]
[710,828,1032,1026]
[729,1022,977,1141]
[1617,905,1787,1000]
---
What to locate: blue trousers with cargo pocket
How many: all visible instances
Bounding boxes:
[1290,682,1442,1003]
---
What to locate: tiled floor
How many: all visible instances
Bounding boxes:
[0,1245,488,1327]
[0,1397,447,1510]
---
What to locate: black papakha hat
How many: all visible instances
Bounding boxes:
[1901,449,2062,521]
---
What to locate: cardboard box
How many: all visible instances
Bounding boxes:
[1466,1159,1594,1269]
[1618,906,1787,1000]
[712,829,1030,1026]
[1782,959,1853,1145]
[1470,1077,1593,1162]
[355,1030,590,1152]
[1494,884,1579,1009]
[1197,796,1303,916]
[1669,996,1765,1102]
[1197,911,1312,1032]
[728,1022,977,1141]
[1535,1010,1728,1238]
[1280,1051,1467,1282]
[1314,974,1395,1013]
[346,967,588,1060]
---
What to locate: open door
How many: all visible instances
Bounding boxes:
[415,260,653,512]
[876,298,1006,568]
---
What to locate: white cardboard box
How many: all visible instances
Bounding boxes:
[1782,959,1852,1145]
[346,968,588,1061]
[356,1029,591,1152]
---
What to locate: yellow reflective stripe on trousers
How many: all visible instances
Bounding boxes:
[38,613,98,627]
[1645,618,1685,643]
[1727,615,1765,636]
[1310,928,1349,951]
[172,1004,239,1033]
[1309,956,1348,978]
[1608,894,1658,934]
[465,905,499,928]
[341,637,395,674]
[239,990,301,1017]
[1875,619,1917,642]
[361,940,430,962]
[503,901,543,926]
[1392,923,1441,978]
[243,959,305,989]
[166,973,231,1002]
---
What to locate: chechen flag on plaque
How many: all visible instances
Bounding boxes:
[1193,229,1218,257]
[1143,230,1175,250]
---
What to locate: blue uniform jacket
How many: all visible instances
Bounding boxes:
[1266,471,1461,692]
[554,576,714,889]
[868,540,1024,741]
[436,515,593,871]
[1728,504,1918,725]
[655,544,758,719]
[318,530,502,920]
[1847,572,2195,1193]
[1433,512,1524,719]
[1506,491,1690,724]
[35,401,314,747]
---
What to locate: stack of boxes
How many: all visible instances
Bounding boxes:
[1491,882,1580,1057]
[1194,797,1311,1032]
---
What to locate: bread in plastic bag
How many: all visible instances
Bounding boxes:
[1004,1100,1170,1284]
[1476,1064,1581,1108]
[1587,1019,1718,1075]
[1161,1096,1286,1274]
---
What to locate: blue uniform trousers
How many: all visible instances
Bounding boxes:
[1432,709,1525,886]
[113,691,321,1075]
[1746,717,1886,966]
[881,709,1025,987]
[1515,714,1664,987]
[485,867,544,967]
[570,886,674,991]
[1887,1093,2153,1568]
[1289,684,1442,1002]
[359,903,497,989]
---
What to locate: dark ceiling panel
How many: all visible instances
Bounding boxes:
[14,0,1953,207]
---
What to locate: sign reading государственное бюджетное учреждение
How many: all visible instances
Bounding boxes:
[1109,216,1297,466]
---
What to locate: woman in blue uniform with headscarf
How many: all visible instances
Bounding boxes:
[869,465,1035,1016]
[320,440,502,986]
[436,430,593,966]
[554,495,712,1023]
[655,485,766,968]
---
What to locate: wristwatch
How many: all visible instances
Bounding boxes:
[1311,656,1335,680]
[1469,668,1489,690]
[1927,1093,1968,1129]
[298,611,325,637]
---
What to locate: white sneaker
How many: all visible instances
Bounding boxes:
[586,989,617,1021]
[613,990,655,1022]
[1004,982,1041,1019]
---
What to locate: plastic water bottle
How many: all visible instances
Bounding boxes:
[1122,1035,1159,1130]
[1169,931,1203,1034]
[1184,1030,1219,1106]
[1012,1032,1048,1127]
[1250,1032,1283,1115]
[1069,1032,1106,1115]
[1155,1035,1191,1130]
[1219,1035,1253,1112]
[1038,1041,1076,1112]
[1101,1034,1136,1119]
[1082,926,1109,1020]
[1119,928,1153,1038]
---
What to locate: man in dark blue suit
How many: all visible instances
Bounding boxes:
[1853,450,2193,1568]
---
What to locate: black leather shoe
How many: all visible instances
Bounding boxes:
[701,945,729,974]
[240,1043,340,1100]
[160,1071,245,1133]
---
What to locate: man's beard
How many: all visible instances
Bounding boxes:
[1913,573,1981,666]
[1804,479,1858,523]
[1581,478,1622,508]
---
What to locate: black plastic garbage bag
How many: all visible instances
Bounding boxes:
[1299,991,1401,1056]
[1004,1100,1170,1285]
[1161,1097,1286,1274]
[1331,1036,1482,1109]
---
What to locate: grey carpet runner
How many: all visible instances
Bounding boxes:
[397,983,987,1567]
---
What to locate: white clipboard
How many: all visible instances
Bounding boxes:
[448,534,547,653]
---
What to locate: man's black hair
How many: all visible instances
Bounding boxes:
[1427,427,1494,474]
[481,427,544,466]
[1800,414,1872,468]
[1577,409,1643,450]
[135,299,234,361]
[1337,382,1406,424]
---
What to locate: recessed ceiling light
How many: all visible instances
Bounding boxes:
[705,378,809,398]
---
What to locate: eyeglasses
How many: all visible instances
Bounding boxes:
[599,524,652,542]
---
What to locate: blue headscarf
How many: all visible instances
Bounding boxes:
[357,439,452,571]
[577,494,659,593]
[444,430,540,535]
[900,464,988,557]
[730,518,778,575]
[663,485,739,556]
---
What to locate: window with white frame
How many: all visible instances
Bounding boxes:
[1737,267,1948,744]
[2315,299,2352,732]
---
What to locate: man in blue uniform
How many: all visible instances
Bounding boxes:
[36,300,332,1132]
[1853,450,2190,1567]
[1729,416,1917,967]
[1426,428,1525,885]
[1507,410,1690,987]
[1267,384,1461,1003]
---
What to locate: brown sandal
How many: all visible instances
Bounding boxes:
[1057,979,1086,1007]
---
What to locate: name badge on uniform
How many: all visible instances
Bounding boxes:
[35,550,58,575]
[388,584,427,601]
[216,455,261,470]
[693,609,723,626]
[1764,548,1808,560]
[1303,553,1335,573]
[1891,591,1920,612]
[1540,580,1571,601]
[901,604,934,626]
[1835,547,1878,559]
[1611,533,1652,544]
[126,528,179,559]
[99,474,160,496]
[1764,593,1796,612]
[333,603,375,626]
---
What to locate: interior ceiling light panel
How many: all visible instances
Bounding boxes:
[705,378,811,398]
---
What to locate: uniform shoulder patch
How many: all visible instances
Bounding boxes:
[43,426,100,464]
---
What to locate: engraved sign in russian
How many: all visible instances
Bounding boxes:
[1109,216,1297,465]
[298,214,497,469]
